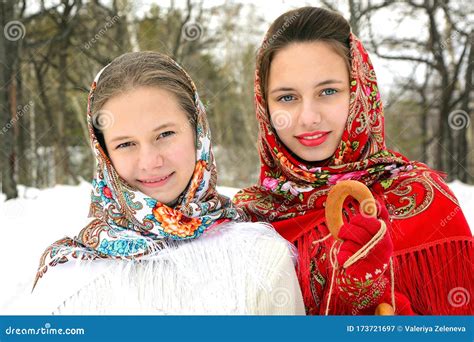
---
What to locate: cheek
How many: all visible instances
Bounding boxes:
[268,104,298,136]
[108,152,134,180]
[166,135,196,171]
[329,99,349,131]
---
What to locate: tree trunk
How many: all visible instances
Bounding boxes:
[56,39,68,185]
[0,1,19,199]
[54,2,80,185]
[16,50,29,186]
[29,99,38,188]
[458,31,473,183]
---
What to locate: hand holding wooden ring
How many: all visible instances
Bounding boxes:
[325,180,377,240]
[324,180,394,316]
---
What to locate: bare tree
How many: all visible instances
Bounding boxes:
[1,0,22,199]
[366,0,472,181]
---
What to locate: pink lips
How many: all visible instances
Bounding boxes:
[295,131,331,147]
[138,172,174,188]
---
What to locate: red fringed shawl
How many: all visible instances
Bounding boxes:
[233,33,473,315]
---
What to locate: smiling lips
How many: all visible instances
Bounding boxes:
[295,131,331,147]
[138,172,174,188]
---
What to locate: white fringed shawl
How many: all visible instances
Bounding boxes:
[22,221,304,315]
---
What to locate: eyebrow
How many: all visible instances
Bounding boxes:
[109,123,175,143]
[270,79,343,94]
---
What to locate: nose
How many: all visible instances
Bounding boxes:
[137,145,164,171]
[298,99,321,128]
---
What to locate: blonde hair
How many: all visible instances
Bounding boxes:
[92,51,197,152]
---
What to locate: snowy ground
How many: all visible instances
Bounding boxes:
[0,181,472,311]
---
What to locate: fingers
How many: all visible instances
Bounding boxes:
[337,240,362,265]
[337,213,391,268]
[339,215,381,243]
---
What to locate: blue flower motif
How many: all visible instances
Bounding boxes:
[201,151,209,162]
[98,238,148,257]
[144,198,157,208]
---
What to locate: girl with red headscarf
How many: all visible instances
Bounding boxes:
[233,7,473,315]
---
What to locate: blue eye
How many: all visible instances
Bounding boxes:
[278,95,296,102]
[321,88,337,96]
[158,131,176,139]
[116,142,134,149]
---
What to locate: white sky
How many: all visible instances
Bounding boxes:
[25,0,471,97]
[129,0,430,94]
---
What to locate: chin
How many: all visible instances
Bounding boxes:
[294,152,333,164]
[139,189,161,201]
[153,194,178,206]
[294,151,327,162]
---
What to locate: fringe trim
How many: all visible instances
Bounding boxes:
[28,221,301,315]
[294,221,328,314]
[293,202,361,314]
[393,236,473,315]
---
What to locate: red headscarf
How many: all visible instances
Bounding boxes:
[235,33,424,222]
[234,32,473,315]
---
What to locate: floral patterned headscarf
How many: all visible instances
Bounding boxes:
[233,33,424,222]
[34,53,246,289]
[233,20,473,316]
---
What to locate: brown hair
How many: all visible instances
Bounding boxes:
[91,51,196,153]
[259,7,351,103]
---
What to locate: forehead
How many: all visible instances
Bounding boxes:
[268,42,349,88]
[100,86,190,132]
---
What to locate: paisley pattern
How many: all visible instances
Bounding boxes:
[385,174,434,219]
[232,30,472,315]
[34,54,246,289]
[234,33,422,221]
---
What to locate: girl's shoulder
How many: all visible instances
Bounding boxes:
[24,220,298,315]
[16,259,114,314]
[201,220,298,266]
[381,167,463,219]
[378,167,472,250]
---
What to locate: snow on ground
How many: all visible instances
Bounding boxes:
[446,180,474,230]
[0,181,472,311]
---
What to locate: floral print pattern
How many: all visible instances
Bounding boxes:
[34,55,246,289]
[234,34,421,221]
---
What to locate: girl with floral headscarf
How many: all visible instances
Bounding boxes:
[28,52,304,315]
[233,7,473,315]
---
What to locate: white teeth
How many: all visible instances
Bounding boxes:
[303,134,324,140]
[142,175,168,183]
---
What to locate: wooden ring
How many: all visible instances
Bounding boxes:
[325,180,394,316]
[325,180,377,240]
